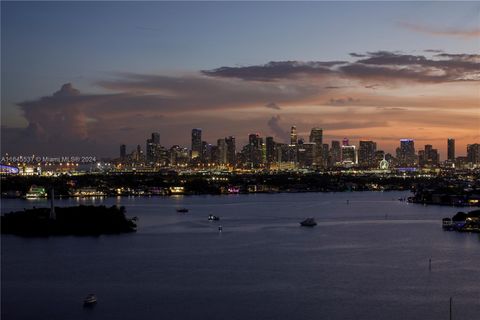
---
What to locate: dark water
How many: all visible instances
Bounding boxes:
[2,192,479,320]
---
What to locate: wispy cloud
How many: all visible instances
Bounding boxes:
[399,21,480,38]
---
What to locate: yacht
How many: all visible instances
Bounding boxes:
[300,218,317,227]
[208,214,220,221]
[176,208,189,213]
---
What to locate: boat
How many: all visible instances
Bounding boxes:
[25,185,47,199]
[208,214,220,221]
[300,218,317,227]
[176,208,189,213]
[83,294,97,306]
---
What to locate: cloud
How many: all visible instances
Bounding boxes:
[265,102,281,110]
[202,51,480,84]
[339,51,480,83]
[201,61,345,81]
[327,97,360,106]
[349,53,367,58]
[399,21,480,38]
[267,115,289,142]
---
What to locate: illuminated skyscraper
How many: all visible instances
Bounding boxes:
[290,126,297,145]
[397,139,416,166]
[358,140,377,167]
[309,128,323,166]
[225,136,236,166]
[330,140,341,165]
[467,144,480,164]
[248,133,263,168]
[266,136,276,164]
[217,139,227,164]
[341,145,357,165]
[191,128,202,159]
[447,138,455,161]
[146,132,161,164]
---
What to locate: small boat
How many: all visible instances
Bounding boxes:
[208,214,220,221]
[176,208,189,213]
[83,294,97,306]
[300,218,317,227]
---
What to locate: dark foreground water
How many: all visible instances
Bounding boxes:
[2,192,479,320]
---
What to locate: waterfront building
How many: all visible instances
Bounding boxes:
[467,143,480,165]
[225,136,236,166]
[217,139,227,165]
[322,143,329,168]
[309,128,323,167]
[330,140,341,166]
[297,142,315,168]
[191,128,202,160]
[290,126,297,145]
[397,139,416,167]
[358,140,377,167]
[248,133,263,168]
[146,132,161,164]
[266,137,276,165]
[169,145,190,167]
[202,141,213,164]
[341,145,357,166]
[447,138,455,161]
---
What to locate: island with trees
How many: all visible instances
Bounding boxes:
[1,205,137,236]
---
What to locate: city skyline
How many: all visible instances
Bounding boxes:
[1,2,479,157]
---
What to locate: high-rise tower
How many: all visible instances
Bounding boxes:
[191,128,202,159]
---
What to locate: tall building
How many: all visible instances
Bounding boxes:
[358,141,377,167]
[146,132,161,164]
[322,143,329,168]
[151,132,160,144]
[169,145,190,166]
[120,144,126,159]
[191,128,202,159]
[297,142,315,168]
[309,128,323,166]
[330,140,341,165]
[266,137,276,164]
[447,138,455,161]
[420,144,439,167]
[290,126,297,145]
[397,139,416,167]
[202,141,213,164]
[467,144,480,164]
[342,137,349,146]
[248,133,263,168]
[225,136,236,166]
[217,139,227,164]
[341,145,357,165]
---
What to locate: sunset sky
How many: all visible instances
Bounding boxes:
[1,1,479,158]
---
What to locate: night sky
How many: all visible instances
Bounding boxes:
[2,1,479,157]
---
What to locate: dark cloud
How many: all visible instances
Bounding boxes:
[265,102,281,110]
[349,53,367,58]
[267,115,289,142]
[201,61,344,81]
[424,49,444,53]
[202,51,479,84]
